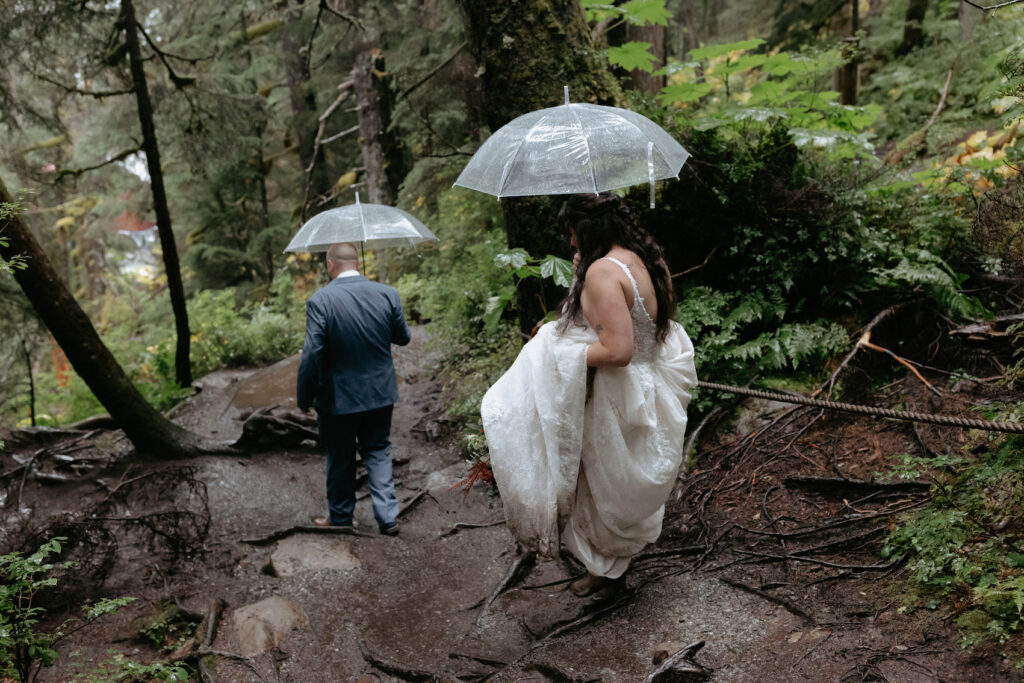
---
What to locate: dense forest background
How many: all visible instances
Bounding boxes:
[2,0,1024,661]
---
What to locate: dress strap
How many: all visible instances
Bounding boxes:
[600,256,643,303]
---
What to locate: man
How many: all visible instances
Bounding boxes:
[297,242,412,535]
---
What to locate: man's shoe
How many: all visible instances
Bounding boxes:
[379,521,400,536]
[313,516,354,531]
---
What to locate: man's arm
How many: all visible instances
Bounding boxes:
[391,291,412,346]
[296,297,327,411]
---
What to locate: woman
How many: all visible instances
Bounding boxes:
[481,192,697,596]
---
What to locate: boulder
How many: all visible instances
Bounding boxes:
[232,596,309,657]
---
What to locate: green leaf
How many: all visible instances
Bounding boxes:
[688,38,765,61]
[714,53,768,77]
[747,79,791,105]
[660,81,713,105]
[621,0,672,26]
[607,41,657,73]
[494,248,530,270]
[580,0,622,22]
[539,255,574,288]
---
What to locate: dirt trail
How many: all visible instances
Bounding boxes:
[2,325,1017,681]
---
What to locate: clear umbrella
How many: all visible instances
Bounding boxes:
[454,87,690,207]
[284,193,438,253]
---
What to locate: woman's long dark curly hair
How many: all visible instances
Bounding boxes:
[557,192,674,343]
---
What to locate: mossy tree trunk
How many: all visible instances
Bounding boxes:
[455,0,623,334]
[0,178,229,458]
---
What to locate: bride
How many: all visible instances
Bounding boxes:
[481,191,697,596]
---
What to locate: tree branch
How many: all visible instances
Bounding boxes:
[398,40,468,102]
[55,146,142,180]
[136,22,196,88]
[33,72,134,99]
[321,2,366,31]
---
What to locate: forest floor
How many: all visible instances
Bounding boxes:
[1,324,1020,682]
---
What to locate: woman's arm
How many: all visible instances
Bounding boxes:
[581,262,633,367]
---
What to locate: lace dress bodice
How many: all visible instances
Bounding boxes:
[600,256,658,362]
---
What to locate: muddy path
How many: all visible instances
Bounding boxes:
[1,325,1017,681]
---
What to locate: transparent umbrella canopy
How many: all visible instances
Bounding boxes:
[284,193,438,253]
[454,87,690,207]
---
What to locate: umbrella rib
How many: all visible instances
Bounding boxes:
[498,112,549,197]
[567,103,598,194]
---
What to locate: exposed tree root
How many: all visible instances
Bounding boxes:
[439,519,506,538]
[473,548,537,615]
[358,637,448,682]
[782,476,931,497]
[719,578,814,624]
[241,524,372,545]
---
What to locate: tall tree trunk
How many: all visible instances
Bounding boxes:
[121,0,191,388]
[456,0,623,335]
[0,177,222,458]
[353,50,406,284]
[958,0,983,40]
[838,0,859,105]
[896,0,928,56]
[284,33,331,213]
[625,22,665,93]
[352,50,404,207]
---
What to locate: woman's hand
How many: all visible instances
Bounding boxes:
[581,260,633,367]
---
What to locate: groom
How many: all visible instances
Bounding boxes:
[296,242,412,535]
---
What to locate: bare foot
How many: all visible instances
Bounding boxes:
[570,573,618,597]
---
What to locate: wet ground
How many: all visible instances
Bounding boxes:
[2,324,1019,681]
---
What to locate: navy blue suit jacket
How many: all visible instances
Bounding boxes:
[296,275,412,415]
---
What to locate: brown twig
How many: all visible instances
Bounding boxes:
[672,246,718,278]
[858,334,941,397]
[925,57,957,129]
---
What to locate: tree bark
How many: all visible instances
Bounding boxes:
[121,0,191,388]
[353,50,405,207]
[456,0,624,334]
[625,22,665,93]
[0,177,227,458]
[896,0,928,55]
[284,32,331,213]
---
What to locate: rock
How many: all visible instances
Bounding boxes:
[270,535,361,576]
[232,596,310,657]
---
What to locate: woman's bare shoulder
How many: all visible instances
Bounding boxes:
[584,258,626,278]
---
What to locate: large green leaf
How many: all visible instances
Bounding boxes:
[621,0,672,26]
[607,41,656,73]
[494,248,530,270]
[539,254,574,288]
[580,0,621,22]
[660,81,713,105]
[688,38,765,61]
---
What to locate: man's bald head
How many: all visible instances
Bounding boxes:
[326,242,359,278]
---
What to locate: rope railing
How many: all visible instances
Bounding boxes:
[697,380,1024,434]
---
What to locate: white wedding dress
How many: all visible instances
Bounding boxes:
[481,257,698,577]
